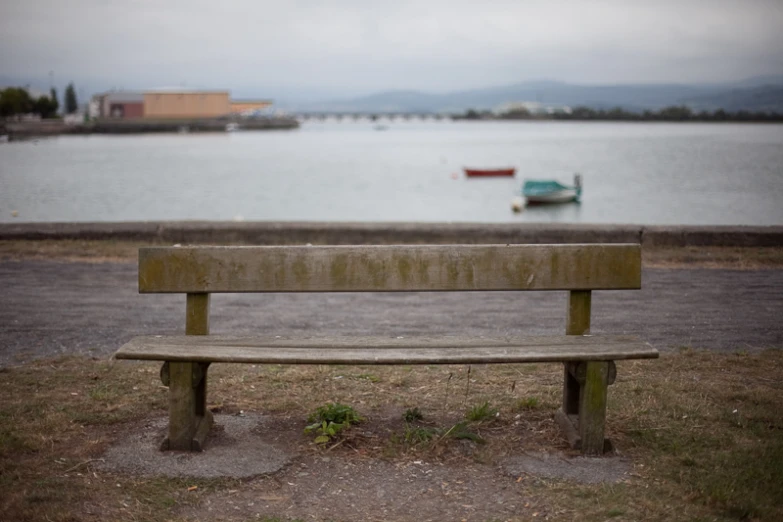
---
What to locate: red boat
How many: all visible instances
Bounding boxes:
[464,167,516,178]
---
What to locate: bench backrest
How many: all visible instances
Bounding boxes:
[139,244,641,293]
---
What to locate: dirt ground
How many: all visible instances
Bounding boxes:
[98,411,633,521]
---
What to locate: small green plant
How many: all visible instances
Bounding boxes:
[403,425,437,444]
[444,421,485,443]
[515,396,540,410]
[398,421,485,447]
[403,407,424,423]
[465,401,498,422]
[304,403,363,444]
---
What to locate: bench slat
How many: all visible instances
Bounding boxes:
[139,244,641,293]
[116,335,658,364]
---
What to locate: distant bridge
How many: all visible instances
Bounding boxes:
[292,112,453,122]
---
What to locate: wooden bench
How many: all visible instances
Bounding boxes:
[115,244,658,455]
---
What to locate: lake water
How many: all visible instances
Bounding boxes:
[1,121,782,225]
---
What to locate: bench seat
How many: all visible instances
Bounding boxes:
[117,334,656,365]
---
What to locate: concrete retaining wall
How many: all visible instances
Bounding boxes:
[1,222,782,247]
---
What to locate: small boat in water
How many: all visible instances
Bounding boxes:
[464,167,516,178]
[523,174,582,204]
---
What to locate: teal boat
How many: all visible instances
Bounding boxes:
[523,174,582,204]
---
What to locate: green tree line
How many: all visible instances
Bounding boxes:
[456,105,783,122]
[1,83,79,119]
[553,105,783,122]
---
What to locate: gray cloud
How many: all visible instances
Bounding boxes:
[1,0,782,98]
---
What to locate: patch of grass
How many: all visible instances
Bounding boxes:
[403,407,424,423]
[397,420,485,448]
[88,382,122,402]
[465,401,498,422]
[403,425,438,444]
[643,246,783,269]
[354,373,380,383]
[0,239,151,262]
[71,410,130,426]
[0,428,37,456]
[304,403,363,444]
[444,421,485,443]
[677,438,783,520]
[515,396,541,410]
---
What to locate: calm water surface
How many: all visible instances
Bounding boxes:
[1,121,781,224]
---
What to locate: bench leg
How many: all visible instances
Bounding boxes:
[554,363,583,449]
[578,361,610,455]
[562,363,580,415]
[556,361,616,454]
[160,361,213,451]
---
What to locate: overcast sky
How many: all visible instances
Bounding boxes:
[2,0,782,99]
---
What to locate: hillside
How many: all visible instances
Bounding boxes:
[293,78,783,114]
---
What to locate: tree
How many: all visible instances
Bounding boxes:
[33,95,58,118]
[50,87,59,114]
[499,107,532,120]
[463,109,481,120]
[64,83,78,114]
[0,87,34,118]
[658,105,692,121]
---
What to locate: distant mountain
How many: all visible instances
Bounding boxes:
[293,78,783,114]
[680,85,783,112]
[726,75,783,88]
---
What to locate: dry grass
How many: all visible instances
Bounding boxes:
[643,246,783,269]
[0,240,148,263]
[2,239,783,269]
[1,350,782,521]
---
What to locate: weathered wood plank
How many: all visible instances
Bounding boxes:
[566,290,592,336]
[160,297,211,451]
[186,293,210,336]
[116,334,658,364]
[138,244,642,293]
[554,410,581,450]
[160,361,213,451]
[163,362,200,451]
[563,362,581,415]
[564,290,591,415]
[191,409,214,452]
[579,360,610,455]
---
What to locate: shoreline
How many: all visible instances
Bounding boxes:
[1,117,299,139]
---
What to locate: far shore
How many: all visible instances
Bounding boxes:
[0,116,299,139]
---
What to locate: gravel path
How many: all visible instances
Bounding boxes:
[1,260,781,367]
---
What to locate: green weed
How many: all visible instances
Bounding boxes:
[515,397,541,410]
[465,401,498,422]
[304,403,363,444]
[403,407,424,422]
